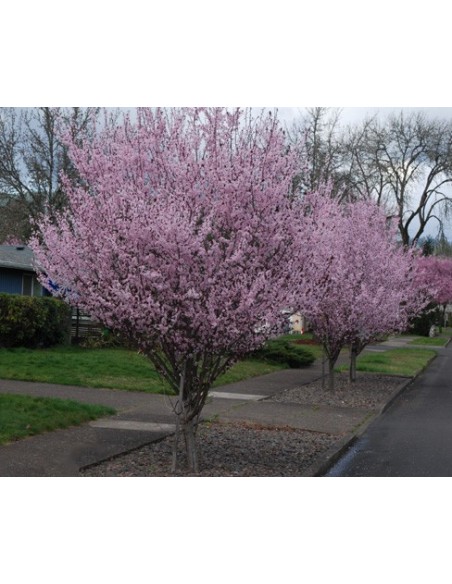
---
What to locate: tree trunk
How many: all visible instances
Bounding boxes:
[328,358,336,391]
[171,360,201,474]
[349,347,357,383]
[171,417,180,473]
[183,418,199,473]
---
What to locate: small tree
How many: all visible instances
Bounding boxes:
[31,107,302,472]
[295,191,355,390]
[415,255,452,329]
[297,193,426,388]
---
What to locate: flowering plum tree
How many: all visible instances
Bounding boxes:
[31,108,302,472]
[297,193,427,388]
[415,255,452,327]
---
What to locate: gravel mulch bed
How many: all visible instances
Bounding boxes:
[80,372,409,477]
[80,420,341,477]
[269,372,408,409]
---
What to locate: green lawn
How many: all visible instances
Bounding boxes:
[0,336,438,446]
[339,348,437,377]
[0,346,285,394]
[213,360,285,387]
[409,336,450,347]
[0,393,115,445]
[0,346,163,392]
[0,332,440,396]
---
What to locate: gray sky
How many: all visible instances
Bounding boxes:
[274,107,452,241]
[276,107,452,127]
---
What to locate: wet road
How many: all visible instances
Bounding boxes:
[324,345,452,477]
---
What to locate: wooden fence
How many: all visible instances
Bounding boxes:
[71,308,103,343]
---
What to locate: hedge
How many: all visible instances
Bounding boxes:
[251,338,315,368]
[0,294,72,348]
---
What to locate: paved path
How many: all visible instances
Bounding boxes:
[0,356,364,476]
[0,365,312,476]
[324,343,452,476]
[0,335,446,476]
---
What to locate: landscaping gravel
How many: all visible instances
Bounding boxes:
[269,372,408,409]
[80,372,407,477]
[80,420,341,477]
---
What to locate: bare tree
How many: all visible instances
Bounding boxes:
[288,108,452,245]
[0,107,98,242]
[342,111,452,246]
[287,107,350,198]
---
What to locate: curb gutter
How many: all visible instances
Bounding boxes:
[300,377,413,477]
[303,353,439,477]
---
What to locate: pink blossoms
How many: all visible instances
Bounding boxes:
[296,193,427,388]
[31,107,302,471]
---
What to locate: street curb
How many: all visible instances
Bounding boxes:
[301,377,415,477]
[302,352,439,477]
[300,377,413,477]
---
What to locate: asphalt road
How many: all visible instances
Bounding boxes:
[324,345,452,477]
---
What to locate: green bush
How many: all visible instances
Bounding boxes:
[251,338,315,368]
[0,294,71,348]
[409,303,443,337]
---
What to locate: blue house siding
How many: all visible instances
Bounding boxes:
[0,269,23,294]
[0,246,50,297]
[0,267,49,296]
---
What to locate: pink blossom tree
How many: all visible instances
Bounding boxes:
[31,108,302,472]
[297,194,427,388]
[415,255,452,327]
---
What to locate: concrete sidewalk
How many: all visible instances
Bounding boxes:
[0,336,443,476]
[0,363,332,476]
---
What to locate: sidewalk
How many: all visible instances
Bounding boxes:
[0,336,444,476]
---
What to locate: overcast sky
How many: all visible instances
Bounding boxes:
[276,107,452,127]
[272,106,452,241]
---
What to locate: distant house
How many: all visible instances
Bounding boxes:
[289,311,306,334]
[0,245,50,297]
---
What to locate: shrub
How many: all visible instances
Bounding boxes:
[409,303,443,337]
[0,294,71,348]
[251,338,315,368]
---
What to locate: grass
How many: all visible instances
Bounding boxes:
[3,330,434,394]
[0,393,115,445]
[0,345,286,394]
[213,360,285,387]
[338,348,437,377]
[0,346,164,392]
[0,333,438,446]
[409,336,450,347]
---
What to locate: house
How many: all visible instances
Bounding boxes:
[289,311,306,334]
[0,245,99,343]
[281,308,307,334]
[0,245,50,296]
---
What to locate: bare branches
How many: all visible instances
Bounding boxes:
[290,108,452,245]
[0,107,99,243]
[342,111,452,245]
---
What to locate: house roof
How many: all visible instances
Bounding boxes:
[0,245,36,272]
